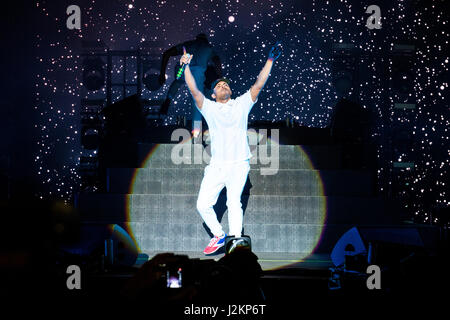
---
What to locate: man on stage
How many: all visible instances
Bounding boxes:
[180,42,282,254]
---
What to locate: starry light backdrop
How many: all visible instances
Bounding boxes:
[34,0,448,223]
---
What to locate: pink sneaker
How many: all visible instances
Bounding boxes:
[203,233,226,255]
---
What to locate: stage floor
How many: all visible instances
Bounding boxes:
[140,251,332,272]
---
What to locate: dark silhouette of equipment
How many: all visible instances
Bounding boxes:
[329,98,373,169]
[102,94,146,137]
[82,57,105,91]
[328,225,443,292]
[331,226,440,271]
[80,99,104,150]
[329,98,369,144]
[142,73,161,91]
[60,223,139,269]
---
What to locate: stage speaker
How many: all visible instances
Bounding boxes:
[331,226,439,268]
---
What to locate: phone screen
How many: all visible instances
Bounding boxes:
[166,267,183,288]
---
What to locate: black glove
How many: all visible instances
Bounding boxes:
[268,41,282,61]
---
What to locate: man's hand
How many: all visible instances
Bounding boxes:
[250,42,280,102]
[268,41,282,61]
[181,46,204,109]
[180,53,193,65]
[180,46,193,65]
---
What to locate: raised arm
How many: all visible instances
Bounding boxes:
[181,50,205,109]
[250,42,282,102]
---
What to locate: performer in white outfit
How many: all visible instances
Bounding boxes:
[180,42,282,254]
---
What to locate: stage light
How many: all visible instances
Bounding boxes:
[224,236,252,255]
[82,57,105,91]
[228,16,235,23]
[331,227,367,268]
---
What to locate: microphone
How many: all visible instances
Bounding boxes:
[176,46,190,79]
[176,63,187,79]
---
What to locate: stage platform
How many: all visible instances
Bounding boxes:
[138,252,333,272]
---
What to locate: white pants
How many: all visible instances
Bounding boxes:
[196,160,250,238]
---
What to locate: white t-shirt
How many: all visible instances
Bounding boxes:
[199,90,257,165]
